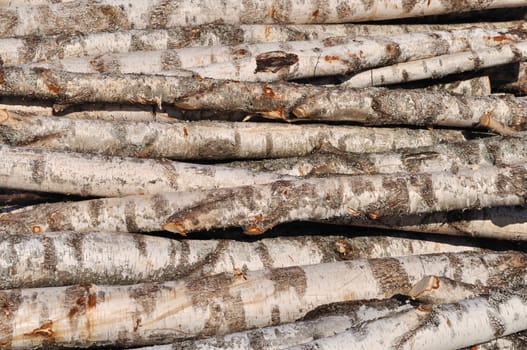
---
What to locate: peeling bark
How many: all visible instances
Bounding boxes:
[408,275,487,304]
[344,41,527,88]
[0,145,290,197]
[0,251,525,348]
[227,133,527,177]
[0,112,470,160]
[289,288,527,350]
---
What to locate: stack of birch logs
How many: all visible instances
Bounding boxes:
[1,0,527,349]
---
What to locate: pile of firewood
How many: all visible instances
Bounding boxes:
[1,1,527,349]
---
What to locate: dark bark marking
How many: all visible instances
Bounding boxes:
[486,252,527,288]
[151,194,173,217]
[88,199,103,229]
[65,284,94,328]
[147,0,180,29]
[446,253,464,282]
[0,289,22,347]
[125,200,140,233]
[30,159,46,185]
[132,234,148,258]
[265,133,274,156]
[67,232,84,265]
[255,51,299,73]
[487,310,506,337]
[255,242,274,270]
[336,3,352,18]
[495,166,527,198]
[302,298,401,320]
[0,8,18,38]
[350,178,375,196]
[186,273,247,335]
[270,305,281,325]
[42,236,57,272]
[401,151,440,173]
[160,50,182,71]
[368,258,411,297]
[369,177,410,217]
[402,0,420,12]
[268,266,307,297]
[409,173,437,209]
[129,283,161,316]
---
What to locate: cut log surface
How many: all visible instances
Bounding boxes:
[0,251,525,348]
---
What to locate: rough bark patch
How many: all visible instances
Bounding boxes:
[129,283,161,316]
[268,266,307,297]
[0,289,22,347]
[255,51,299,73]
[368,258,411,297]
[42,236,57,272]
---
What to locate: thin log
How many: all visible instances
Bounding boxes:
[184,27,527,81]
[2,22,523,66]
[0,0,524,38]
[227,133,527,176]
[161,164,527,235]
[289,288,527,350]
[1,67,526,130]
[0,144,290,197]
[35,26,527,80]
[137,299,413,350]
[0,251,524,348]
[344,206,527,241]
[0,112,470,159]
[343,41,527,88]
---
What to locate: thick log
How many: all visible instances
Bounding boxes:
[0,251,525,348]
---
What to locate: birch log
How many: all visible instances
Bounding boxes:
[1,22,522,66]
[345,206,527,241]
[289,288,527,350]
[2,163,526,234]
[37,26,527,79]
[467,331,527,350]
[1,1,525,38]
[408,275,487,304]
[184,27,527,82]
[139,299,413,350]
[1,67,526,130]
[161,164,527,235]
[228,133,527,177]
[343,41,527,88]
[0,112,470,159]
[0,251,525,348]
[0,232,485,288]
[0,145,292,197]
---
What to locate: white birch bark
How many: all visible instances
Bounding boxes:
[0,145,292,197]
[228,133,527,177]
[466,332,527,350]
[343,41,527,88]
[0,0,524,38]
[1,22,522,66]
[32,26,527,79]
[160,164,527,235]
[0,251,524,348]
[3,164,526,234]
[0,112,470,160]
[138,299,413,350]
[288,289,527,350]
[0,231,486,288]
[1,67,526,130]
[184,27,527,82]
